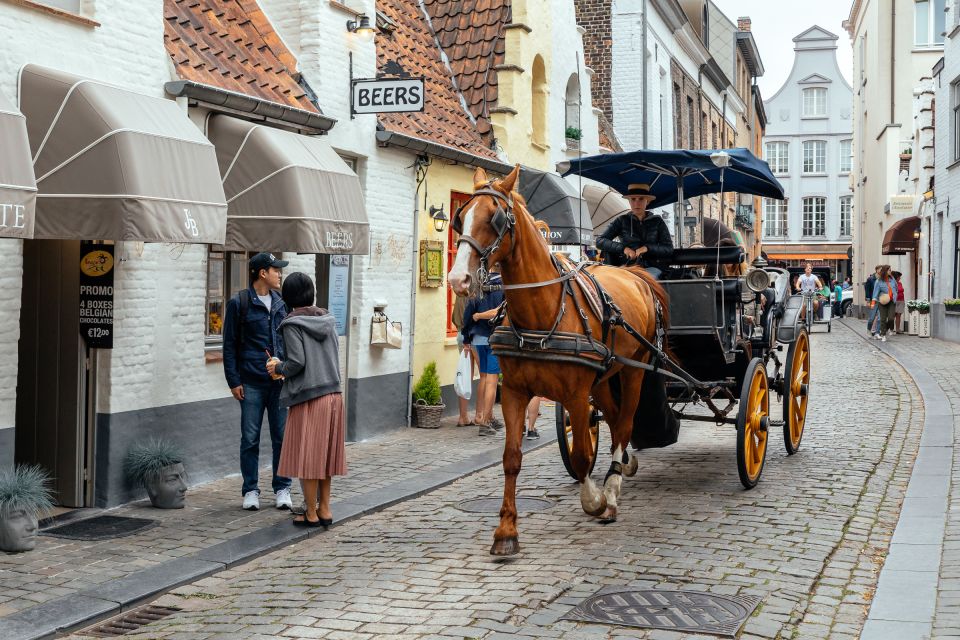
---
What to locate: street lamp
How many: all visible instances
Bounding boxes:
[346,15,376,42]
[429,205,448,233]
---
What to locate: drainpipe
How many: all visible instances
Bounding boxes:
[406,156,429,428]
[890,0,896,124]
[642,0,649,147]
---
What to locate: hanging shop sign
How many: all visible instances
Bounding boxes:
[351,77,425,115]
[79,241,115,349]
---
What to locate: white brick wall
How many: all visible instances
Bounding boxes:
[0,0,176,423]
[934,12,960,304]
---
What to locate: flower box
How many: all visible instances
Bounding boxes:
[908,309,918,335]
[917,312,931,337]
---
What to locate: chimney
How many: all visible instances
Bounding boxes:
[738,16,751,32]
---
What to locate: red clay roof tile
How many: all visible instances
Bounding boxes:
[163,0,317,113]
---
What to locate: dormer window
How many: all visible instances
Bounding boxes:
[802,88,827,117]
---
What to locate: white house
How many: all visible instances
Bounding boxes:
[762,26,854,281]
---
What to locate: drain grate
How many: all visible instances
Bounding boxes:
[563,588,761,637]
[82,605,181,637]
[42,515,157,540]
[457,497,554,513]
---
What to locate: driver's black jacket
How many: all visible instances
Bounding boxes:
[596,213,674,270]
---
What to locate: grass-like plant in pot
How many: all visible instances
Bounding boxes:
[412,361,445,428]
[124,438,188,509]
[0,465,54,553]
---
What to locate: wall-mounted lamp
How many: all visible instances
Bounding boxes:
[429,204,448,233]
[346,14,376,42]
[913,228,921,240]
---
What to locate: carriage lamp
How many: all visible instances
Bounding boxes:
[746,267,770,294]
[913,228,921,239]
[429,204,449,233]
[346,14,376,41]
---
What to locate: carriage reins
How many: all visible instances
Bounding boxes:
[454,187,696,390]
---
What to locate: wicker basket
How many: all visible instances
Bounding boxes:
[413,400,445,429]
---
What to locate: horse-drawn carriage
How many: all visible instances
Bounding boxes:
[447,148,810,557]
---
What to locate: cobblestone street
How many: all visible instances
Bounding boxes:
[55,319,939,639]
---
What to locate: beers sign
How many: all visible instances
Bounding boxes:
[79,242,115,349]
[351,78,425,115]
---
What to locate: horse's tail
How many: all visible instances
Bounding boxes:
[622,266,676,361]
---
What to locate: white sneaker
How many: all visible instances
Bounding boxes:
[275,488,293,510]
[242,490,260,511]
[881,336,887,342]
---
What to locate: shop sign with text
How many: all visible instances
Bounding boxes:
[79,242,115,349]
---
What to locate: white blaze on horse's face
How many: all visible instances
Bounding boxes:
[448,202,478,295]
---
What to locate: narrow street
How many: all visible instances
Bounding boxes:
[55,319,937,640]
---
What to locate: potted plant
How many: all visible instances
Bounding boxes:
[900,147,913,159]
[124,438,188,509]
[945,298,960,313]
[412,361,445,429]
[909,300,931,337]
[0,465,54,553]
[565,126,582,141]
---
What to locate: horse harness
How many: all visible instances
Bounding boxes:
[451,185,692,388]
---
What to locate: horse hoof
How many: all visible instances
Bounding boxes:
[624,455,639,477]
[583,495,607,518]
[599,506,618,524]
[490,537,520,556]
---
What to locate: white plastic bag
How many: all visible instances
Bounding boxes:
[454,349,472,400]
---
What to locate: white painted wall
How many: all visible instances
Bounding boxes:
[933,4,960,307]
[549,3,600,162]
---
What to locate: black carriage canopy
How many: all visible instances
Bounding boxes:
[558,148,785,208]
[517,166,592,245]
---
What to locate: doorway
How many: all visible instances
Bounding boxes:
[16,239,90,507]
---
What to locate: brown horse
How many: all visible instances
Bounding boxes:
[448,165,670,556]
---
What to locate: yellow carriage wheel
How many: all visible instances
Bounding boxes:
[783,329,811,454]
[736,358,769,489]
[555,402,602,481]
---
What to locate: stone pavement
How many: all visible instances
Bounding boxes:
[0,405,558,638]
[64,319,935,639]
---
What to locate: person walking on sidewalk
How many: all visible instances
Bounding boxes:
[461,270,505,436]
[451,294,475,427]
[871,265,898,342]
[222,252,293,511]
[525,397,541,440]
[268,273,346,529]
[865,265,880,337]
[893,271,906,333]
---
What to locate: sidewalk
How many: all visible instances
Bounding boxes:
[0,404,558,640]
[842,319,960,639]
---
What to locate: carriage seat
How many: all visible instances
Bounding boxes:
[667,246,745,267]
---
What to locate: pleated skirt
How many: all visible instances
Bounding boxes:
[278,392,347,479]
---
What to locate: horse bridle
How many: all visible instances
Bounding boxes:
[452,185,517,286]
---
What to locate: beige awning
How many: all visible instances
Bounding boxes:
[0,90,36,239]
[207,115,369,254]
[19,64,227,243]
[582,184,629,236]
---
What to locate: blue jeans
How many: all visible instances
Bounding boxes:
[239,382,291,495]
[867,303,878,333]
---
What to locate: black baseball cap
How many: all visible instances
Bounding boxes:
[249,252,289,273]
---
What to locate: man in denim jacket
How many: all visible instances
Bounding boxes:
[223,253,293,511]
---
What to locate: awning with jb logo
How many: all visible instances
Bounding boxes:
[0,90,36,239]
[207,115,370,254]
[19,64,227,243]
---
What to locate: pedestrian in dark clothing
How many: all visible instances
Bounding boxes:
[222,252,293,511]
[871,265,898,341]
[269,273,345,529]
[596,183,673,278]
[461,271,505,436]
[892,271,906,333]
[865,265,880,335]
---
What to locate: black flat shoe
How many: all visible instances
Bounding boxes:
[293,516,324,528]
[318,517,333,527]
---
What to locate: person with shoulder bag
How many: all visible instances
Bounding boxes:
[451,294,475,427]
[871,265,897,342]
[267,273,346,528]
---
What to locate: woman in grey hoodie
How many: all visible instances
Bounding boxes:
[267,272,345,527]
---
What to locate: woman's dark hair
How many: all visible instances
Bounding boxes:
[878,265,891,282]
[281,272,315,310]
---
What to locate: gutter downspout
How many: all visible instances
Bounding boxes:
[406,156,429,428]
[642,0,649,147]
[890,0,896,124]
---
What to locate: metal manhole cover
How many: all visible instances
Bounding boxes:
[563,588,761,637]
[457,497,554,513]
[42,515,158,540]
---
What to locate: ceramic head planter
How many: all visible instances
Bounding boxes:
[0,465,54,553]
[124,439,188,509]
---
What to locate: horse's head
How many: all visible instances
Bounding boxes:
[448,164,521,296]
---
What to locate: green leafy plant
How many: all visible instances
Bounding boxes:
[901,147,913,155]
[0,465,54,518]
[565,126,582,141]
[907,299,930,313]
[412,361,443,405]
[124,438,184,488]
[945,298,960,309]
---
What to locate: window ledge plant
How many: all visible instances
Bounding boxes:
[944,298,960,312]
[565,126,582,141]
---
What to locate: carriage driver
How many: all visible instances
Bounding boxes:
[595,183,674,278]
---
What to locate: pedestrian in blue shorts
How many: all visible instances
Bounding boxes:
[461,269,505,437]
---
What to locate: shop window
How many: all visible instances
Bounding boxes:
[802,88,827,117]
[916,0,946,47]
[802,197,826,237]
[531,55,548,147]
[206,248,253,347]
[766,141,789,174]
[447,192,471,337]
